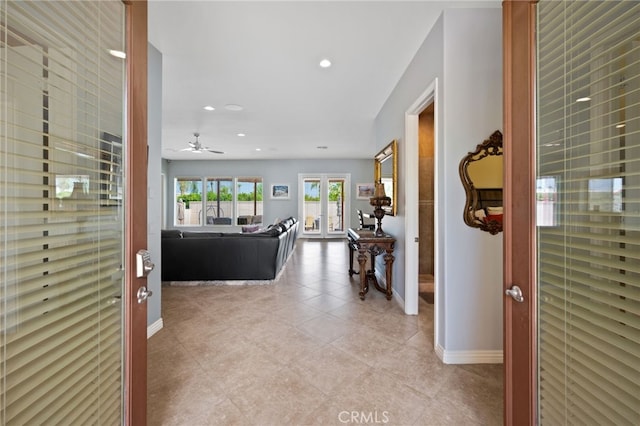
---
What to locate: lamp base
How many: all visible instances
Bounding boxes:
[369,195,391,236]
[373,207,386,236]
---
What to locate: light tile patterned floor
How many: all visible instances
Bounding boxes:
[148,239,503,425]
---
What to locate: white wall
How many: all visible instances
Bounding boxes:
[442,9,503,352]
[147,43,163,328]
[375,8,503,358]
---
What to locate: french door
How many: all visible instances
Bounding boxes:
[299,174,350,238]
[504,1,640,424]
[0,1,148,424]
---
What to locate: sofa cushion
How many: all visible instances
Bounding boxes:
[162,229,182,239]
[242,224,262,233]
[181,231,225,238]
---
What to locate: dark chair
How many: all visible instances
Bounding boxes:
[357,209,375,230]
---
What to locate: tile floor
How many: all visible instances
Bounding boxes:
[148,239,503,425]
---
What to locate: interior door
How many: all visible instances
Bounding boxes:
[299,174,349,238]
[0,1,148,424]
[503,2,537,424]
[125,1,150,424]
[504,2,640,425]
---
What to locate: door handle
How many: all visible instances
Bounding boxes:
[505,285,524,303]
[137,286,153,304]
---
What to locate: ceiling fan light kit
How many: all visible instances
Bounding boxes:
[181,132,224,154]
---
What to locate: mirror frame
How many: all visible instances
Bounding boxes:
[374,140,397,216]
[459,130,503,234]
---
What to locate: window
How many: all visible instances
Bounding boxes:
[174,176,264,226]
[175,177,202,226]
[205,177,233,225]
[236,178,263,225]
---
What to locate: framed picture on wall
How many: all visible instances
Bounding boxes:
[271,184,290,199]
[356,183,375,199]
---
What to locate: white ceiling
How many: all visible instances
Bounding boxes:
[148,0,498,160]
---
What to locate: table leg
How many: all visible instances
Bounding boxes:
[348,242,359,276]
[383,251,395,300]
[357,249,369,300]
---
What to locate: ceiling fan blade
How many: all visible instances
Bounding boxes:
[188,142,196,148]
[206,149,224,154]
[180,147,194,151]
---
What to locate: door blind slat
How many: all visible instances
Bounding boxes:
[1,1,125,423]
[536,1,640,424]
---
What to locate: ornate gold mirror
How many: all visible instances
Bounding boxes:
[459,130,503,234]
[374,140,397,216]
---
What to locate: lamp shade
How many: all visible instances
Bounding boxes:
[374,181,386,198]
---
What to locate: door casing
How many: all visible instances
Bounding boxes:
[298,173,350,238]
[404,79,437,326]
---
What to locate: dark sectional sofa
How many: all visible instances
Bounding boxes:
[161,217,299,281]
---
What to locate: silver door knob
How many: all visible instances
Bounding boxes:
[505,285,524,303]
[137,286,153,304]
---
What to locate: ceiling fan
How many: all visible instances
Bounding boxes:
[180,132,224,154]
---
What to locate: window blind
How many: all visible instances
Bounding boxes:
[1,1,125,424]
[537,1,640,425]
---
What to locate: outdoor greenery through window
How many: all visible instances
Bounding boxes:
[174,176,263,226]
[175,177,202,226]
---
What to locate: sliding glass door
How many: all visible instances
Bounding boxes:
[299,174,350,238]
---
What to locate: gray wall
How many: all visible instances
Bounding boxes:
[147,43,162,328]
[375,9,503,355]
[164,158,374,232]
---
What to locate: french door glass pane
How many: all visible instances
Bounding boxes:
[0,0,126,423]
[536,1,640,424]
[303,179,321,233]
[327,179,345,232]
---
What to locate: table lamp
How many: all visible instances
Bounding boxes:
[369,181,391,236]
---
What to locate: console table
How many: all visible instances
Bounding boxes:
[347,228,395,300]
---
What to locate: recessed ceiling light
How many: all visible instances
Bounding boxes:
[576,97,591,102]
[203,105,215,111]
[237,133,246,137]
[108,49,126,59]
[319,59,332,68]
[255,148,261,151]
[616,123,626,129]
[225,104,243,111]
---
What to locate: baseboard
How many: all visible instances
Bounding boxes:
[147,317,164,339]
[392,289,405,311]
[435,344,503,364]
[374,270,406,313]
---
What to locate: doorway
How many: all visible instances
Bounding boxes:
[298,174,350,238]
[404,80,437,329]
[418,103,435,305]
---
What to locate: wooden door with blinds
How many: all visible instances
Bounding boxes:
[1,1,127,424]
[536,1,640,424]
